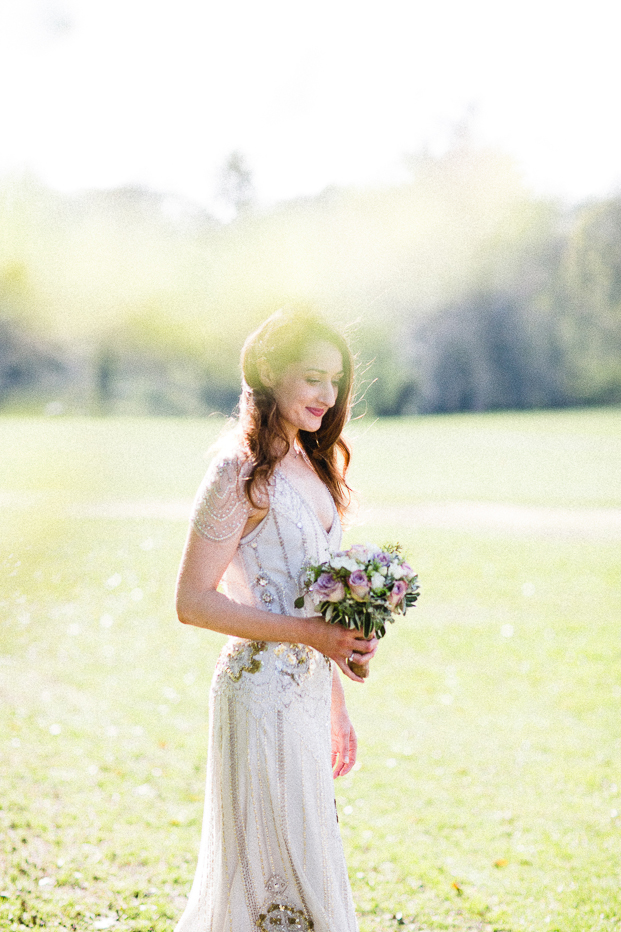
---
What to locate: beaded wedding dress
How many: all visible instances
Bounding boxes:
[174,449,359,932]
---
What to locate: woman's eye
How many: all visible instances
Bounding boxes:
[306,379,319,385]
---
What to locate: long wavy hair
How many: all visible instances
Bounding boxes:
[239,308,354,516]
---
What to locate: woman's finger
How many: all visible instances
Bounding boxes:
[335,657,364,683]
[337,729,357,777]
[332,726,349,777]
[351,634,377,654]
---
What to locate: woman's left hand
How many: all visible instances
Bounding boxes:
[331,706,357,778]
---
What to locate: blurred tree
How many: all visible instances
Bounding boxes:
[413,288,568,413]
[217,151,255,219]
[1,155,621,415]
[559,198,621,403]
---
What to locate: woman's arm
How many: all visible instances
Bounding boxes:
[331,665,357,776]
[175,525,376,682]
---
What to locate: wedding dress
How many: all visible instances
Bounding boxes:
[174,449,359,932]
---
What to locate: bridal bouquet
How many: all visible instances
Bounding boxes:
[295,543,420,678]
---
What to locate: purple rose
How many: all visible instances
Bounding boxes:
[376,552,392,566]
[400,562,414,578]
[348,569,371,602]
[387,579,408,609]
[311,572,345,603]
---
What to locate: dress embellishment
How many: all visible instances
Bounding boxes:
[265,874,288,896]
[191,454,250,542]
[219,640,267,682]
[274,643,314,684]
[257,875,314,931]
[256,902,314,931]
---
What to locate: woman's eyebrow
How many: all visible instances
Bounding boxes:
[304,367,344,376]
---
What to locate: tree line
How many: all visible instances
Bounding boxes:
[1,146,620,416]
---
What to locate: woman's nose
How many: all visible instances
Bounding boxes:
[318,380,338,407]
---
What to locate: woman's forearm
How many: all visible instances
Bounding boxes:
[176,585,324,647]
[331,663,348,711]
[176,586,372,683]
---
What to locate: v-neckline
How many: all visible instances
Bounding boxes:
[274,467,337,538]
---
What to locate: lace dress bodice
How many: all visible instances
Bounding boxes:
[192,451,341,612]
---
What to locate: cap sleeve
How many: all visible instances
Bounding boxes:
[191,453,251,543]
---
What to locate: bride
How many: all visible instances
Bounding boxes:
[174,308,377,932]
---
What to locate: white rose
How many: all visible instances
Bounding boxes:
[391,564,405,580]
[371,573,385,591]
[331,556,359,573]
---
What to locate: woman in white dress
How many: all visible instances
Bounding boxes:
[174,309,377,932]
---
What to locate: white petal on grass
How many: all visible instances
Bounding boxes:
[135,783,153,796]
[38,877,55,887]
[105,725,118,738]
[105,574,122,589]
[343,805,353,815]
[67,623,80,635]
[501,624,514,638]
[130,587,143,601]
[385,758,398,768]
[93,917,118,930]
[49,723,62,735]
[100,614,114,628]
[522,582,536,597]
[10,737,21,747]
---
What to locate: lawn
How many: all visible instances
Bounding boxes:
[1,409,620,932]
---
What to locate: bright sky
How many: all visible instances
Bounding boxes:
[2,0,621,212]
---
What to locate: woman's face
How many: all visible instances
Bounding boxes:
[268,339,344,441]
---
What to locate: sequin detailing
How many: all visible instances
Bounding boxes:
[229,696,260,922]
[191,454,250,542]
[274,643,314,684]
[256,902,314,931]
[219,640,267,681]
[257,873,314,928]
[266,875,288,896]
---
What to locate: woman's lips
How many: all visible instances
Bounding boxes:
[307,407,325,417]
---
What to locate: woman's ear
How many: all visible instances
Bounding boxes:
[257,357,276,388]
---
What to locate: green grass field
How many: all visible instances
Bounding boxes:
[1,410,620,932]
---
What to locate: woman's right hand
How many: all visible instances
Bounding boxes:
[307,616,378,682]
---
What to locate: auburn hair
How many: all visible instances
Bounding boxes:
[238,308,354,517]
